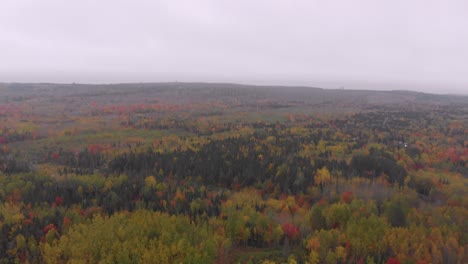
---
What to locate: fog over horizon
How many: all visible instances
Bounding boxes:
[1,0,467,94]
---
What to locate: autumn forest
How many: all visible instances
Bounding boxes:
[0,82,466,263]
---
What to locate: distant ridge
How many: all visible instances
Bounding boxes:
[1,82,467,106]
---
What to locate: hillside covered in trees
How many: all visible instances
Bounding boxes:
[0,82,467,263]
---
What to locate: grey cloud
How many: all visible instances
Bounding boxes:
[0,0,467,94]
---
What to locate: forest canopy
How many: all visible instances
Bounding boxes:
[0,83,466,263]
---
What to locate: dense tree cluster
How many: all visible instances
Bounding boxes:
[0,84,466,263]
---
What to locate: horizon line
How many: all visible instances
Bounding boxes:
[1,81,467,96]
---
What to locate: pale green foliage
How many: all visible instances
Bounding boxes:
[322,202,351,228]
[41,210,221,264]
[346,215,388,260]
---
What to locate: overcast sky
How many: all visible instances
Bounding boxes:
[1,0,467,94]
